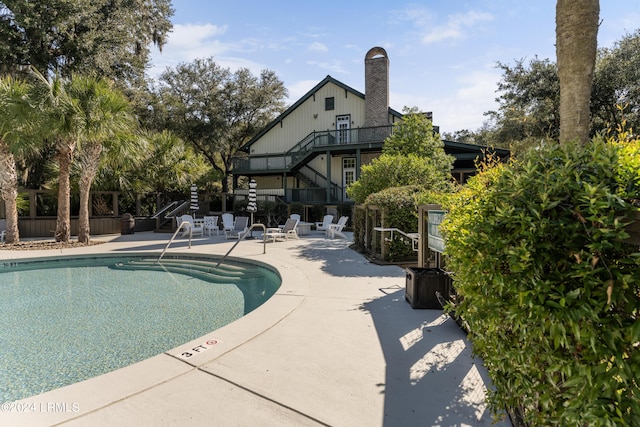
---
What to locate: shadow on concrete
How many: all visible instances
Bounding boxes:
[291,235,406,278]
[360,288,512,427]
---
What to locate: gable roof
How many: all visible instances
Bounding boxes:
[241,75,403,151]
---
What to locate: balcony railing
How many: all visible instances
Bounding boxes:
[233,124,393,173]
[233,187,347,204]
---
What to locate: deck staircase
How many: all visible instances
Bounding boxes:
[152,200,190,232]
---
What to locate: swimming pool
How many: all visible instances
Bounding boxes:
[0,253,281,404]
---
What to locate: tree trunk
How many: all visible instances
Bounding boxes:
[0,143,20,244]
[556,0,600,144]
[77,143,102,244]
[77,178,91,244]
[55,142,75,242]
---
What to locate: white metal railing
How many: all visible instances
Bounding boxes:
[215,223,266,268]
[157,222,268,267]
[151,201,179,219]
[373,227,420,251]
[157,220,194,262]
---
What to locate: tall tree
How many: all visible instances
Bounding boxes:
[31,71,83,242]
[0,76,39,243]
[127,130,209,209]
[556,0,600,144]
[153,57,288,193]
[592,29,640,134]
[70,76,136,244]
[487,58,560,145]
[0,0,173,85]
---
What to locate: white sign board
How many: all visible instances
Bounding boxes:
[427,210,446,253]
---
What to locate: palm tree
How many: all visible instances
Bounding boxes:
[31,71,83,242]
[556,0,600,144]
[69,76,136,244]
[0,76,39,244]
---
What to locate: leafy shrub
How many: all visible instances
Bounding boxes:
[347,107,455,204]
[347,153,453,204]
[441,137,640,426]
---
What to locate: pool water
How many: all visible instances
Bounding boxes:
[0,254,280,403]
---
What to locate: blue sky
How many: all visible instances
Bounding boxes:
[149,1,640,135]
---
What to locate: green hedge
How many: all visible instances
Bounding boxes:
[441,137,640,426]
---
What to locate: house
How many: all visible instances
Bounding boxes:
[231,46,508,212]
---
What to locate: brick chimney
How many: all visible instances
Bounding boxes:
[364,47,390,127]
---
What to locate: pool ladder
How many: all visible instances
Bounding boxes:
[157,222,267,265]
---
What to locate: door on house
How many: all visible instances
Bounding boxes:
[343,157,356,201]
[336,115,350,144]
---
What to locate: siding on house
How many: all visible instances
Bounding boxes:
[249,80,368,155]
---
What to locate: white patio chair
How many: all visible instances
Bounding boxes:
[203,215,219,236]
[264,218,299,242]
[179,214,204,237]
[315,214,334,233]
[225,216,249,240]
[221,213,235,232]
[327,216,348,239]
[278,213,301,230]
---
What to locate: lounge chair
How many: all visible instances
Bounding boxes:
[277,214,300,230]
[0,218,6,243]
[179,214,204,237]
[327,216,348,239]
[221,213,235,232]
[315,214,334,233]
[264,218,299,242]
[203,215,219,236]
[225,216,249,240]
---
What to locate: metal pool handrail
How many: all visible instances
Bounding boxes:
[158,220,193,262]
[158,222,267,266]
[215,223,266,268]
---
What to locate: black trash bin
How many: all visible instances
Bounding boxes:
[120,213,135,235]
[405,267,451,309]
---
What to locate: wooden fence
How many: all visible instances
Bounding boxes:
[2,190,150,238]
[17,217,121,238]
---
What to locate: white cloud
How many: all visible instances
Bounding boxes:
[392,6,433,28]
[148,23,280,79]
[306,59,348,75]
[169,23,228,47]
[148,23,232,77]
[308,41,329,52]
[421,11,493,45]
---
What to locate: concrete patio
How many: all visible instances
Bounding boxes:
[0,231,512,427]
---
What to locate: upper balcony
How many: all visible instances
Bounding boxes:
[233,125,393,174]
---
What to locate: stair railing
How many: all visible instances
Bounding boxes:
[157,223,268,267]
[215,223,266,268]
[157,220,193,263]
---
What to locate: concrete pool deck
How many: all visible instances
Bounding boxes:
[1,231,512,427]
